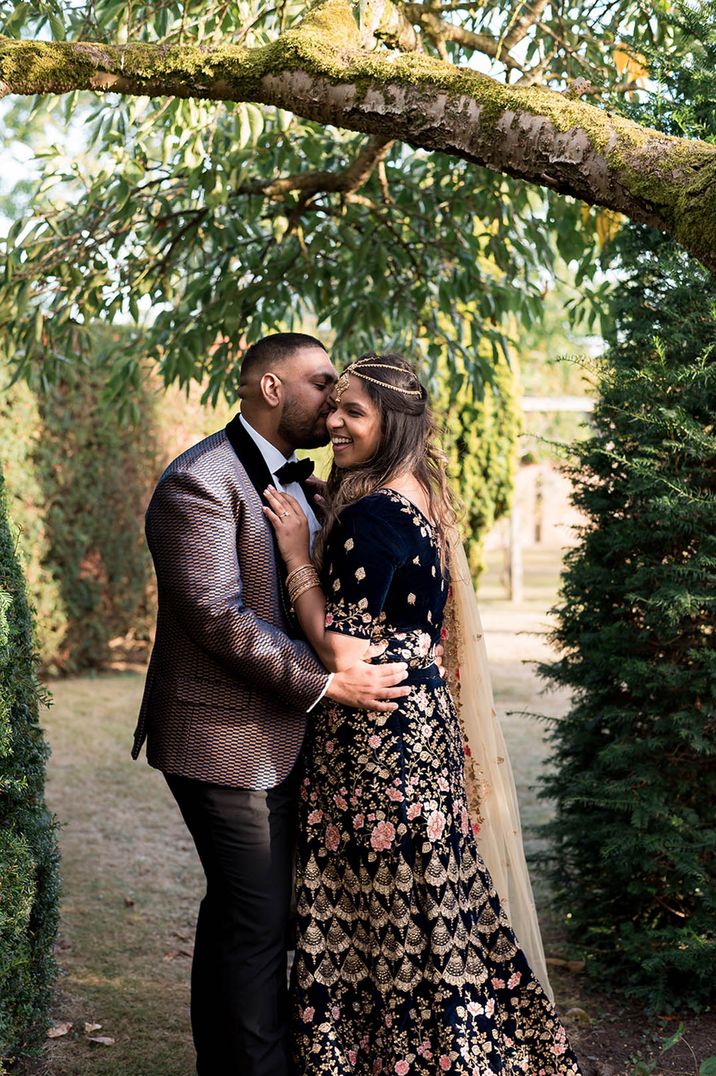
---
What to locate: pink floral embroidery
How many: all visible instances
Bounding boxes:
[407,802,422,820]
[386,788,404,802]
[334,794,348,810]
[354,813,365,829]
[439,1057,452,1071]
[307,809,323,825]
[508,970,522,989]
[325,823,341,851]
[395,1061,410,1075]
[368,734,382,749]
[491,977,506,989]
[417,632,432,654]
[301,1007,315,1023]
[370,820,396,851]
[460,806,470,835]
[324,612,334,626]
[426,809,446,841]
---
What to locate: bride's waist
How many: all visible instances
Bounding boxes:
[372,630,438,671]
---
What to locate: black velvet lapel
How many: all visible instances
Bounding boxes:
[225,413,276,503]
[224,414,298,631]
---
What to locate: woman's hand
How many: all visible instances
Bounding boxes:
[263,486,311,570]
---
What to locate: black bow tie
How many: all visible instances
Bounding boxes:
[274,458,315,485]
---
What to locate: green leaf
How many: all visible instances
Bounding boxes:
[660,1023,685,1054]
[699,1059,716,1076]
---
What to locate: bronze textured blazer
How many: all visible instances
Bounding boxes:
[131,415,329,790]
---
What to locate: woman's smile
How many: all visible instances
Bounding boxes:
[326,379,381,467]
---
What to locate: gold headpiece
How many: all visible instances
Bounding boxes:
[335,359,424,401]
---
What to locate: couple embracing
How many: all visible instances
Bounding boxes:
[132,333,580,1075]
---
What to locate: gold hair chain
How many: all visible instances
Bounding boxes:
[336,361,423,401]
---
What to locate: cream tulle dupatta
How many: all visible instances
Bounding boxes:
[444,534,553,1002]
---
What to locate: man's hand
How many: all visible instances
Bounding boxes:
[326,644,410,712]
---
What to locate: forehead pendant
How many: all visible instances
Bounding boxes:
[335,367,353,402]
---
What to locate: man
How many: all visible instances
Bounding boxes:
[132,333,408,1075]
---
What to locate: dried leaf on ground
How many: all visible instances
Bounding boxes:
[84,1022,102,1033]
[87,1035,116,1046]
[163,948,193,961]
[47,1022,72,1038]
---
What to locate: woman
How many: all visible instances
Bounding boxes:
[263,354,580,1075]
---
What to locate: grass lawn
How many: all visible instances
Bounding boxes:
[34,673,201,1075]
[21,547,715,1075]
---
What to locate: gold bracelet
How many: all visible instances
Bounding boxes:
[288,564,319,593]
[288,566,319,594]
[287,573,317,600]
[289,578,321,604]
[285,563,314,589]
[286,566,318,590]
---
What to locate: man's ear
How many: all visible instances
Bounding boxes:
[260,372,282,408]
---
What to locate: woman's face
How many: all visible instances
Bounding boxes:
[326,376,382,469]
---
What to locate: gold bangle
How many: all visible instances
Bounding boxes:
[290,579,321,604]
[287,574,317,600]
[288,565,320,600]
[288,566,319,592]
[286,563,314,588]
[286,566,318,589]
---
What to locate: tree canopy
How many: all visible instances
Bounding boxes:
[0,0,713,398]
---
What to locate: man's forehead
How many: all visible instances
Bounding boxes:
[288,347,338,381]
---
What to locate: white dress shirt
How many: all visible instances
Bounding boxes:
[238,414,331,710]
[238,414,320,548]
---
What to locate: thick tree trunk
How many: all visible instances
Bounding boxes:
[1,0,714,271]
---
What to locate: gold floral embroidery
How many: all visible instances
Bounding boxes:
[292,488,580,1076]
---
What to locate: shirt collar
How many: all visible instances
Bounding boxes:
[238,413,296,477]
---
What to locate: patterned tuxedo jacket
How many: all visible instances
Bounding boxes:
[131,415,329,790]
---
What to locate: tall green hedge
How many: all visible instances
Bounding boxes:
[0,355,157,672]
[0,376,66,668]
[0,347,234,673]
[540,229,716,1010]
[0,460,59,1068]
[437,346,520,576]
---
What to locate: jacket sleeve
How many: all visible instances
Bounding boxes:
[146,466,329,711]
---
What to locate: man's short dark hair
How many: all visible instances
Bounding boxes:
[240,333,327,379]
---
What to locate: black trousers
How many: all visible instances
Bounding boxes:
[165,769,298,1076]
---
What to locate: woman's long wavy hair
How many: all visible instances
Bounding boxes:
[313,353,458,569]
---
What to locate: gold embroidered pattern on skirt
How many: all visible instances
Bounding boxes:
[292,489,581,1075]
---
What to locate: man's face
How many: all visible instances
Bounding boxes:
[276,347,338,450]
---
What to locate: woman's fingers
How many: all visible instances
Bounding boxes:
[264,486,302,516]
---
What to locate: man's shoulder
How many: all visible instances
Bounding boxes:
[159,429,234,484]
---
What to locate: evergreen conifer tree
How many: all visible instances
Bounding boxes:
[0,461,59,1065]
[540,228,716,1009]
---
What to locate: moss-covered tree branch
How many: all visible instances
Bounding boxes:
[1,0,715,272]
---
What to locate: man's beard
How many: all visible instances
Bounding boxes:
[278,400,331,450]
